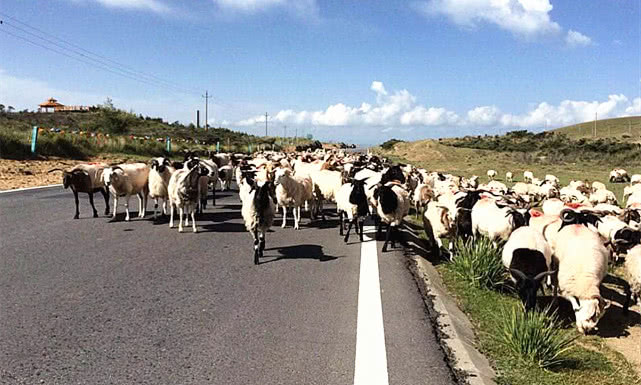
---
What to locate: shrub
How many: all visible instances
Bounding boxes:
[450,236,506,289]
[380,138,404,150]
[497,305,577,369]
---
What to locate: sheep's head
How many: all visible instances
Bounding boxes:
[570,295,610,335]
[273,168,291,186]
[510,268,555,312]
[151,157,170,173]
[102,166,123,188]
[185,157,200,171]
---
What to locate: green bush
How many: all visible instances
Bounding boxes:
[0,130,31,159]
[497,305,577,369]
[380,138,404,150]
[450,236,506,289]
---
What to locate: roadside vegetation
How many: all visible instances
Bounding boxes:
[0,102,341,160]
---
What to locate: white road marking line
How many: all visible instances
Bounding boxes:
[0,184,62,194]
[354,225,389,385]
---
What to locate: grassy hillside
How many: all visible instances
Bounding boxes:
[0,108,328,159]
[552,116,641,140]
[377,137,640,202]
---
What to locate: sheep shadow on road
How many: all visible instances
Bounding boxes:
[259,244,340,265]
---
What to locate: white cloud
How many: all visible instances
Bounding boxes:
[625,98,641,115]
[234,82,640,131]
[72,0,172,14]
[565,29,592,47]
[212,0,319,18]
[466,105,501,126]
[414,0,561,38]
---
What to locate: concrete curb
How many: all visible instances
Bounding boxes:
[0,184,63,194]
[412,255,497,385]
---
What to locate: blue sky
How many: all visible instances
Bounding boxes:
[1,0,639,145]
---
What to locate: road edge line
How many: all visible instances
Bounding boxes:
[0,184,63,194]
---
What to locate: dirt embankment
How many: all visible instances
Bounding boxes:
[0,156,133,190]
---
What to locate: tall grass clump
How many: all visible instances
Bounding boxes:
[497,305,577,369]
[450,236,505,289]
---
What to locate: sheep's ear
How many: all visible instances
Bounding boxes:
[601,298,611,311]
[569,296,582,310]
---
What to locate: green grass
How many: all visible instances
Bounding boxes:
[553,116,641,141]
[497,305,577,369]
[450,236,506,289]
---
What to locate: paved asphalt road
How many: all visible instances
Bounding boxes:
[0,186,455,385]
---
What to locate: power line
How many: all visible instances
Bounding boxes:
[0,12,202,96]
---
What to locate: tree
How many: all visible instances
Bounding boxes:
[0,104,5,113]
[100,97,115,110]
[7,106,14,113]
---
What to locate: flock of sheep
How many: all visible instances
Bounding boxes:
[49,150,641,335]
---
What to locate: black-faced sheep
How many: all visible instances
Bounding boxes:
[336,179,369,243]
[242,180,277,265]
[502,226,554,311]
[372,182,410,252]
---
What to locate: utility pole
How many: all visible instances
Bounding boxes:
[264,112,269,137]
[203,91,212,130]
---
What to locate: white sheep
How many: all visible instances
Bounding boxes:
[502,226,553,311]
[274,168,314,230]
[506,171,513,183]
[102,163,150,222]
[218,164,234,191]
[471,198,529,243]
[631,174,641,185]
[624,245,641,312]
[545,174,560,187]
[487,169,497,181]
[309,169,344,219]
[523,170,534,184]
[168,165,206,233]
[422,200,456,255]
[592,181,607,192]
[554,224,610,334]
[589,189,618,206]
[241,180,277,265]
[148,157,175,219]
[413,183,434,218]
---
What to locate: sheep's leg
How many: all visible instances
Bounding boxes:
[140,191,147,217]
[253,229,260,265]
[185,208,190,225]
[178,206,184,232]
[281,206,287,228]
[191,206,197,233]
[382,223,392,252]
[112,196,119,219]
[72,189,80,219]
[259,231,265,253]
[211,185,216,207]
[295,205,301,230]
[390,225,397,249]
[169,201,175,228]
[339,211,345,236]
[153,198,159,220]
[358,219,364,242]
[99,188,110,216]
[137,193,144,218]
[623,280,632,314]
[344,218,354,243]
[162,199,167,215]
[88,191,99,218]
[124,195,131,221]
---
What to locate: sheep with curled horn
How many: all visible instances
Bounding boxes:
[48,163,110,219]
[557,208,602,231]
